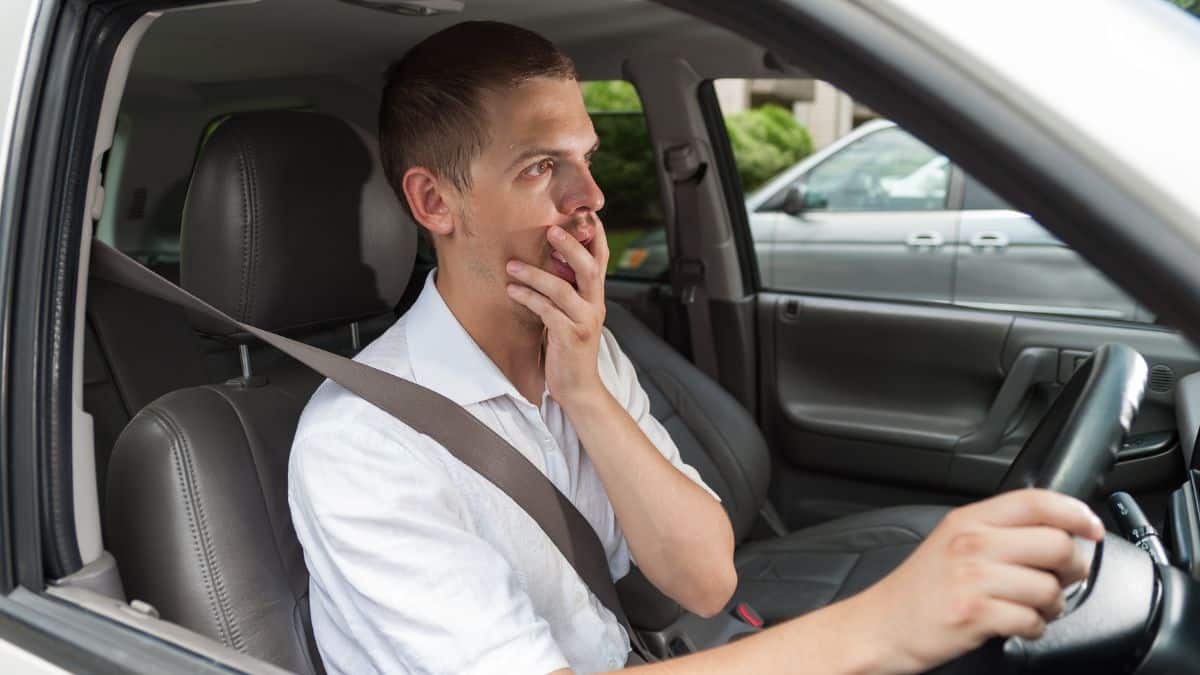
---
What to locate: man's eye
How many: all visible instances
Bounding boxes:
[524,158,554,177]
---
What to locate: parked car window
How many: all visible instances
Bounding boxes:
[714,78,1153,323]
[800,128,948,212]
[961,174,1013,211]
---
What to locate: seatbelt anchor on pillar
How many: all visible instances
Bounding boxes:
[665,142,706,184]
[663,141,720,380]
[670,258,705,305]
[664,143,709,306]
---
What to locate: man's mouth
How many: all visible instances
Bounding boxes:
[549,250,576,287]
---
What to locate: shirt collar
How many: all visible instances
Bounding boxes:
[405,271,527,408]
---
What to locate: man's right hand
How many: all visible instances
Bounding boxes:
[582,488,1107,675]
[857,488,1106,674]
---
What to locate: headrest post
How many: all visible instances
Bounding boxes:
[238,344,253,379]
[350,322,362,352]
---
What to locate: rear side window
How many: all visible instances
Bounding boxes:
[582,81,667,281]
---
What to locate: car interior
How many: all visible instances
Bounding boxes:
[11,0,1200,672]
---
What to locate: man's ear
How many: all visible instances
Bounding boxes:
[401,167,455,239]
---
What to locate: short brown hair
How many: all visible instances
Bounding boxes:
[379,21,578,220]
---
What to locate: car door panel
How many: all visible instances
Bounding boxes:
[767,210,959,303]
[954,210,1143,320]
[759,293,1010,493]
[759,292,1200,517]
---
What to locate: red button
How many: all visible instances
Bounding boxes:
[734,601,764,628]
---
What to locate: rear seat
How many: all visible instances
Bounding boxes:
[83,276,396,500]
[84,278,213,494]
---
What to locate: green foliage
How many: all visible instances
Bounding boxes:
[588,113,662,234]
[580,83,812,247]
[724,104,813,192]
[582,82,660,236]
[582,80,643,113]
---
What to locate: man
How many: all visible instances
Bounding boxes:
[288,21,1104,675]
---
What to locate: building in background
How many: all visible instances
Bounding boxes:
[714,78,877,150]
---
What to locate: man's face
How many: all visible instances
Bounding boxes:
[440,76,605,324]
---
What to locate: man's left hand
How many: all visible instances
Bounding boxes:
[506,214,609,408]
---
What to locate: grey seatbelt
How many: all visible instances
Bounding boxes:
[88,241,657,664]
[665,142,720,380]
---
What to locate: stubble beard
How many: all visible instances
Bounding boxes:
[458,206,546,333]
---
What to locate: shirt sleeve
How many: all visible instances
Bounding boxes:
[600,327,721,504]
[289,422,569,675]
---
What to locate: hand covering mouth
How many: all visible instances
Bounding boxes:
[549,250,576,286]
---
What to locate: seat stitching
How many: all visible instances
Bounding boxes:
[233,130,252,322]
[244,138,261,322]
[206,385,298,591]
[146,405,245,650]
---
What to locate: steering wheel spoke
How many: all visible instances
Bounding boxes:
[998,344,1148,500]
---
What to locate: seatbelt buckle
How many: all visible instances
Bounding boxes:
[731,600,765,629]
[670,258,705,305]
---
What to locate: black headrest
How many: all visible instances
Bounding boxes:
[180,110,415,338]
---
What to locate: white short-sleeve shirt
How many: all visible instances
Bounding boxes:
[288,272,718,675]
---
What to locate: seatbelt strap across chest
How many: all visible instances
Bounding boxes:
[88,241,657,663]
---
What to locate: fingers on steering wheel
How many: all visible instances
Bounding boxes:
[973,561,1067,621]
[971,525,1095,586]
[970,489,1105,542]
[977,598,1048,642]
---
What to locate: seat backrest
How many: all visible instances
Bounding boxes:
[104,111,414,674]
[604,301,771,543]
[84,277,213,494]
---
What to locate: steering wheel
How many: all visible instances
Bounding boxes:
[997,343,1148,500]
[932,344,1151,674]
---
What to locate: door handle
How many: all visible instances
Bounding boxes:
[954,347,1059,457]
[970,231,1010,250]
[906,231,945,249]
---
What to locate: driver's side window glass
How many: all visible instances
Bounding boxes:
[800,128,948,212]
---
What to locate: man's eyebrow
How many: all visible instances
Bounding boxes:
[506,139,601,173]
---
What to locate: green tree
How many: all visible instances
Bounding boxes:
[582,80,643,113]
[582,82,660,234]
[724,104,813,192]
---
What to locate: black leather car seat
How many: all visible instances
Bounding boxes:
[603,303,950,623]
[104,110,414,674]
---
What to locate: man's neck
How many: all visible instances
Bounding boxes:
[434,267,546,405]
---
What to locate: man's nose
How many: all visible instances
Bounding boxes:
[561,164,605,216]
